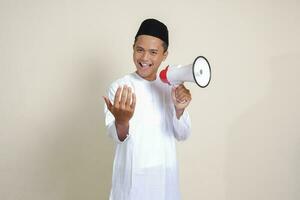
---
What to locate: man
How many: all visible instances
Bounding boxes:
[103,18,192,200]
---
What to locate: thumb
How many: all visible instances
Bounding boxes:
[103,96,113,111]
[171,86,177,101]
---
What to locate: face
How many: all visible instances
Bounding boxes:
[133,35,168,81]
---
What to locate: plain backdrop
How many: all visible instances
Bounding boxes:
[0,0,299,199]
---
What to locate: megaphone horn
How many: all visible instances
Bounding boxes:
[159,56,211,88]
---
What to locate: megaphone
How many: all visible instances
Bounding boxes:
[159,56,211,88]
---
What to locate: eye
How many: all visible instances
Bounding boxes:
[136,48,143,53]
[150,51,158,55]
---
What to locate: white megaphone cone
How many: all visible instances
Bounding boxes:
[159,56,211,88]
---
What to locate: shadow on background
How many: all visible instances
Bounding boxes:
[225,54,300,200]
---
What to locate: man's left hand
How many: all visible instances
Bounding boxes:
[171,84,192,118]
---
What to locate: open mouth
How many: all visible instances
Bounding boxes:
[139,62,152,69]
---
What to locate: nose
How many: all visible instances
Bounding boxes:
[141,52,150,60]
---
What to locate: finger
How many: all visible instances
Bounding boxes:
[175,84,185,92]
[125,87,132,107]
[130,92,136,110]
[176,95,189,104]
[175,93,187,102]
[176,91,191,100]
[175,85,188,94]
[177,99,187,104]
[178,97,189,104]
[174,85,184,96]
[114,86,122,106]
[179,95,191,104]
[103,96,113,111]
[175,86,190,97]
[171,86,177,100]
[120,85,128,108]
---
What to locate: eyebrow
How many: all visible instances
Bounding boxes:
[135,45,158,52]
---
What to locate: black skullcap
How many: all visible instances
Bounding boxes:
[135,18,169,46]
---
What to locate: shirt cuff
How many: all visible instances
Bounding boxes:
[173,107,189,121]
[172,107,191,141]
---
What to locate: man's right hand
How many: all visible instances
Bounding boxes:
[103,85,136,141]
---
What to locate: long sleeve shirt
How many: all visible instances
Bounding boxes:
[104,72,191,200]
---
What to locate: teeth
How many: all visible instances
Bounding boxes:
[140,62,151,68]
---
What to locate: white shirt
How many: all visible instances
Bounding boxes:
[104,72,191,200]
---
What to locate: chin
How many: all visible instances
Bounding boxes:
[137,71,148,78]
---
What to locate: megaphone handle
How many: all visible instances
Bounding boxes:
[172,84,188,104]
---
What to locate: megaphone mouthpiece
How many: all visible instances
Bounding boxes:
[159,66,171,85]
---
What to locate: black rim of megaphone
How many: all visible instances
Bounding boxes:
[192,56,211,88]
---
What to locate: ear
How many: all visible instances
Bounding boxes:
[163,51,168,61]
